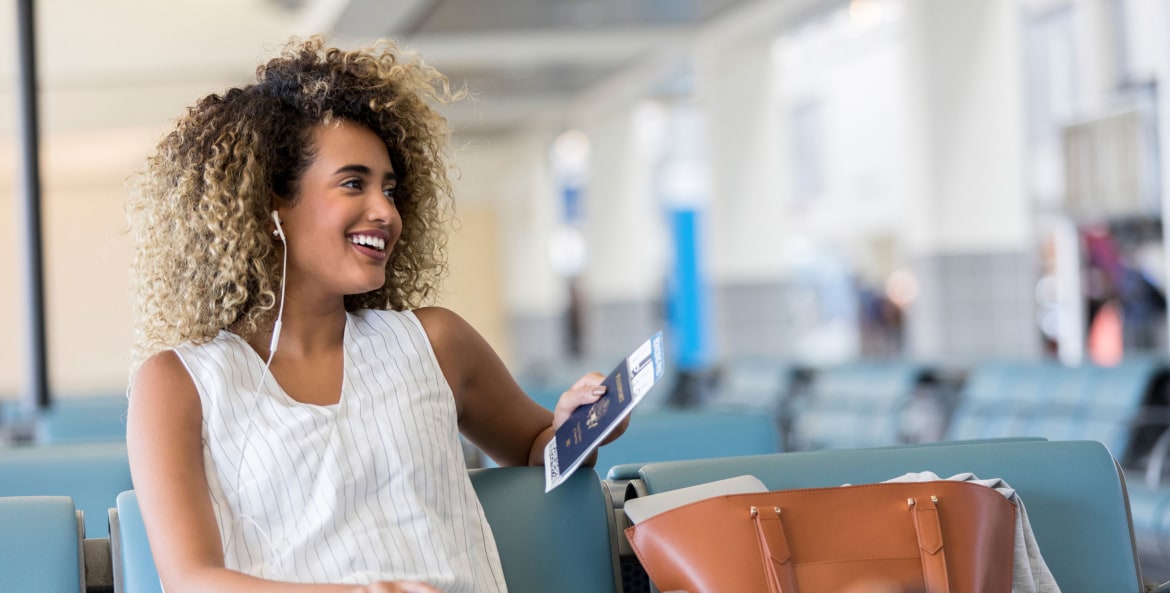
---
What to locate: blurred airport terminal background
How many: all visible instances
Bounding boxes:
[5,0,1170,398]
[8,0,1170,587]
[7,0,1168,396]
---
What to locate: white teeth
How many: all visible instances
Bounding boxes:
[349,235,386,251]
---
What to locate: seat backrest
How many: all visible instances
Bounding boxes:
[633,439,1141,593]
[0,495,83,593]
[788,361,925,450]
[946,361,1034,441]
[1081,359,1167,464]
[708,357,796,414]
[470,466,619,593]
[948,360,1167,465]
[110,490,162,593]
[594,409,781,474]
[0,442,132,537]
[111,467,620,593]
[37,395,129,444]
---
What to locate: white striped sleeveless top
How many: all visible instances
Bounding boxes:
[172,309,508,592]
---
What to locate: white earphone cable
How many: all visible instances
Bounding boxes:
[230,213,289,577]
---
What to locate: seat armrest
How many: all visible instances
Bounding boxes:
[109,508,125,593]
[1145,426,1170,487]
[607,463,645,481]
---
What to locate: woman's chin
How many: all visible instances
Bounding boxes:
[348,279,386,297]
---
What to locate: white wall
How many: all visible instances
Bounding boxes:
[458,131,568,320]
[448,131,568,365]
[699,30,790,284]
[579,101,668,303]
[0,128,161,396]
[902,0,1029,255]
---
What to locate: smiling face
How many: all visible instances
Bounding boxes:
[276,120,402,303]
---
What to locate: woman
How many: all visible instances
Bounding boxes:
[126,36,620,593]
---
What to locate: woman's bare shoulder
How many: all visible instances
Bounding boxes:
[133,350,193,395]
[128,349,202,427]
[411,306,464,331]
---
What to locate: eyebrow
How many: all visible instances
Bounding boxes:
[334,164,397,182]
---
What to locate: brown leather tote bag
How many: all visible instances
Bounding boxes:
[626,480,1016,593]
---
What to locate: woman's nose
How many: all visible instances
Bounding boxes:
[366,189,396,222]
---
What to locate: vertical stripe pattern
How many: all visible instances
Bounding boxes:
[172,309,507,592]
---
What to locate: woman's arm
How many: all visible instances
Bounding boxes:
[415,307,622,467]
[127,351,442,593]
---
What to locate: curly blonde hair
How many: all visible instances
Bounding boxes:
[128,36,461,366]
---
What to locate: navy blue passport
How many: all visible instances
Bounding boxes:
[544,332,665,491]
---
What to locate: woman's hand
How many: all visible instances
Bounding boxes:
[552,372,631,447]
[355,581,445,593]
[552,372,606,431]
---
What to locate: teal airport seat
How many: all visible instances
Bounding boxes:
[1127,483,1170,569]
[0,398,30,431]
[110,491,161,593]
[111,467,620,593]
[626,439,1150,593]
[1075,359,1168,465]
[947,360,1167,466]
[945,361,1035,441]
[594,409,781,476]
[1020,364,1097,442]
[0,442,132,537]
[37,395,129,444]
[706,357,799,415]
[470,467,619,593]
[607,436,1047,481]
[787,361,927,450]
[0,495,84,593]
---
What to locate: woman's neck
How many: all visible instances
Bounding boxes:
[246,296,348,361]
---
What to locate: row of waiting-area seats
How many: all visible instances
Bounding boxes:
[515,355,1170,582]
[8,356,1170,589]
[1,394,131,446]
[513,355,1170,473]
[10,356,1169,461]
[24,356,1165,470]
[1,438,1168,592]
[697,357,1170,460]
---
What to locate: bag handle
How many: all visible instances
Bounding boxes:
[750,506,799,593]
[910,495,950,593]
[749,495,953,593]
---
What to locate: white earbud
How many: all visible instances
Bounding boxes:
[271,210,285,242]
[269,210,286,354]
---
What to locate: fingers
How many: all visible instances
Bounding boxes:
[569,370,605,390]
[552,372,607,430]
[552,386,605,430]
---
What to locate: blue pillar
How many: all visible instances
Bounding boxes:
[667,208,711,371]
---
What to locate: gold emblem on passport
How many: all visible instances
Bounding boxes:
[585,396,609,430]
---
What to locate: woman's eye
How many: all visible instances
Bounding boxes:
[342,178,362,190]
[383,187,397,200]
